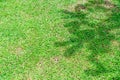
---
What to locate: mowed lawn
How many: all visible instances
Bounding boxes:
[0,0,120,80]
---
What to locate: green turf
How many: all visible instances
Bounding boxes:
[0,0,120,80]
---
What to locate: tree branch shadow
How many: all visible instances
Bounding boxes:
[55,0,120,79]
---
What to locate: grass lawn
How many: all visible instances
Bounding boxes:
[0,0,120,80]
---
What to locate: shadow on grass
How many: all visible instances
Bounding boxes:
[55,0,120,78]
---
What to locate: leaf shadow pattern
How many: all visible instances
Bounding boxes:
[55,0,120,78]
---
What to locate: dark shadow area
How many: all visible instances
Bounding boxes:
[55,0,120,79]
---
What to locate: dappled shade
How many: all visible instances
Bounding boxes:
[55,0,120,79]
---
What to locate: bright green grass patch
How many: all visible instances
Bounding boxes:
[0,0,120,80]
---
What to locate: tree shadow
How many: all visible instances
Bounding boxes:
[55,0,120,78]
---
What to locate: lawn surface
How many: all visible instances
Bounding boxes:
[0,0,120,80]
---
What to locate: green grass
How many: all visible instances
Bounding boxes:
[0,0,120,80]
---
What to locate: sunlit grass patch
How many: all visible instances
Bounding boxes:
[0,0,120,80]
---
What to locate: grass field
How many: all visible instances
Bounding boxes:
[0,0,120,80]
